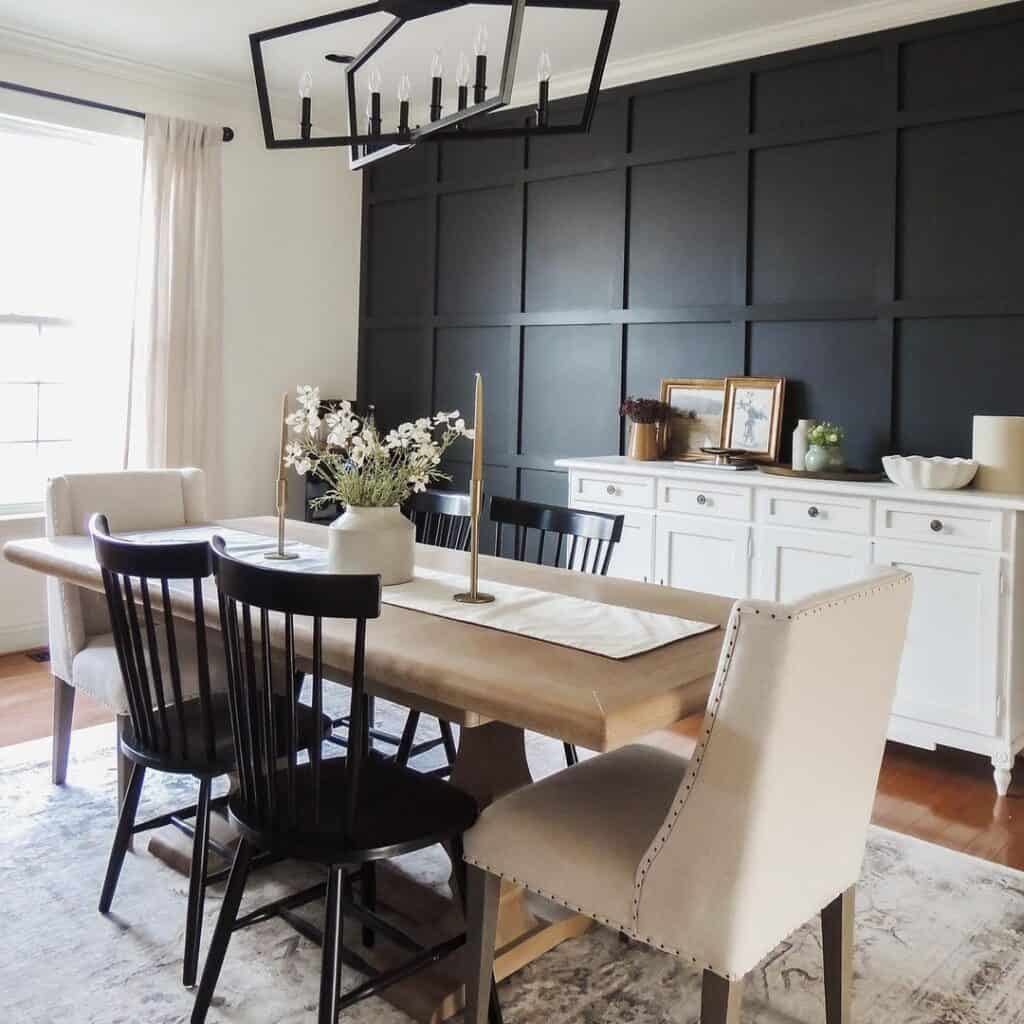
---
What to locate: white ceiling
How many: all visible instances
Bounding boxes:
[0,1,1005,128]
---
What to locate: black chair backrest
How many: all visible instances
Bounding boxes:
[406,489,473,551]
[90,513,217,762]
[210,536,382,834]
[489,496,625,576]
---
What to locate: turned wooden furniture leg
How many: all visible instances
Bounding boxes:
[822,885,855,1024]
[700,970,742,1024]
[51,676,75,785]
[465,864,501,1024]
[992,753,1014,797]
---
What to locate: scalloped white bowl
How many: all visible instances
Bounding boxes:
[882,455,978,490]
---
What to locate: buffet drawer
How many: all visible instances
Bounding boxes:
[571,471,655,509]
[658,477,752,521]
[756,488,871,535]
[875,500,1004,551]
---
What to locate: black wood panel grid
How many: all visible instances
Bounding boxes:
[359,2,1024,486]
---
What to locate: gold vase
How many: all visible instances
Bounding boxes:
[628,421,661,461]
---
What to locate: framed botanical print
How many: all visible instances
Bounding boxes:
[721,377,786,463]
[659,378,726,460]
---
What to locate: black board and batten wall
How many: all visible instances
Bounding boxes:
[359,1,1024,514]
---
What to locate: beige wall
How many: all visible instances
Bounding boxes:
[0,44,363,651]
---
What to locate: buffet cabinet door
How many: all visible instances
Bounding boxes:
[572,504,654,583]
[874,540,1001,737]
[654,513,751,598]
[755,527,872,603]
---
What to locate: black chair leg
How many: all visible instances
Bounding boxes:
[366,695,376,751]
[439,720,458,766]
[563,743,579,767]
[191,839,254,1024]
[319,866,345,1024]
[395,710,420,767]
[183,777,213,987]
[361,862,377,948]
[98,762,145,913]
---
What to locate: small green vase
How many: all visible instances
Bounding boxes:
[826,446,846,472]
[804,444,829,473]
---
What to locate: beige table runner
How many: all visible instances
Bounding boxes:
[121,526,716,660]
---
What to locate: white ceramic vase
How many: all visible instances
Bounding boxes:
[791,419,815,471]
[327,505,414,585]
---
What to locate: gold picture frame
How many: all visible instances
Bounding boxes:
[721,377,786,463]
[659,378,727,461]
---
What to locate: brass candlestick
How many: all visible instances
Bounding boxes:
[455,373,494,604]
[454,478,493,604]
[266,391,299,561]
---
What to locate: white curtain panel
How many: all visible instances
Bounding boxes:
[124,115,223,512]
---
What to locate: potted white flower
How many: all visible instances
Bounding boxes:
[284,386,470,584]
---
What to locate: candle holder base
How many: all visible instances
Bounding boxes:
[264,551,300,561]
[454,592,495,604]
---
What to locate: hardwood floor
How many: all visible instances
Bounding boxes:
[0,651,111,747]
[2,650,1022,869]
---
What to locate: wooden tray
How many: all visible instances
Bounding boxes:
[758,464,886,482]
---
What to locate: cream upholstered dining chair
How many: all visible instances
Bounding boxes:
[45,469,211,797]
[462,569,913,1024]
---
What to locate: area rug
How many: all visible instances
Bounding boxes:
[1,703,1022,1024]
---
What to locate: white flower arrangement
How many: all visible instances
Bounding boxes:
[283,385,472,508]
[807,421,845,448]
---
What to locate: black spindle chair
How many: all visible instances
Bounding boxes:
[192,537,482,1024]
[90,514,328,987]
[489,496,625,768]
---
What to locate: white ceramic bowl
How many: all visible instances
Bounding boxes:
[882,455,978,490]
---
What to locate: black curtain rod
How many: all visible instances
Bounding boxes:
[0,79,235,142]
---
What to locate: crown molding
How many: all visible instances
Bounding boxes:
[0,22,254,112]
[0,0,1013,120]
[512,0,1014,108]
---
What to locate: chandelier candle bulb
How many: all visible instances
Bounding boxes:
[537,50,552,127]
[456,51,470,110]
[397,74,411,134]
[299,71,313,140]
[430,51,443,121]
[473,24,488,103]
[368,67,383,137]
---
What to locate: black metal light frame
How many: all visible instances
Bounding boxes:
[249,0,619,170]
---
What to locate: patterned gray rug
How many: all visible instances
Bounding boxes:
[1,703,1022,1024]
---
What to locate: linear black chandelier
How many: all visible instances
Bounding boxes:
[250,0,619,169]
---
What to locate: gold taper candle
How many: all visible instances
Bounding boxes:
[266,390,299,560]
[455,371,494,603]
[278,390,289,470]
[471,372,484,481]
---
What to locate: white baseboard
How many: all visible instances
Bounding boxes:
[0,622,48,656]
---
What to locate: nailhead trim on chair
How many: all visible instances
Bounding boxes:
[466,574,911,983]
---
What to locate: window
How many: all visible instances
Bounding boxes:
[0,113,142,512]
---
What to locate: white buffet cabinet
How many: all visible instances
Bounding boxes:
[556,455,1024,795]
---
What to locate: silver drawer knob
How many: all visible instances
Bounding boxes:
[696,494,707,506]
[930,519,943,533]
[606,484,617,496]
[808,506,820,518]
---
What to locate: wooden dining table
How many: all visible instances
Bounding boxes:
[4,515,732,1023]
